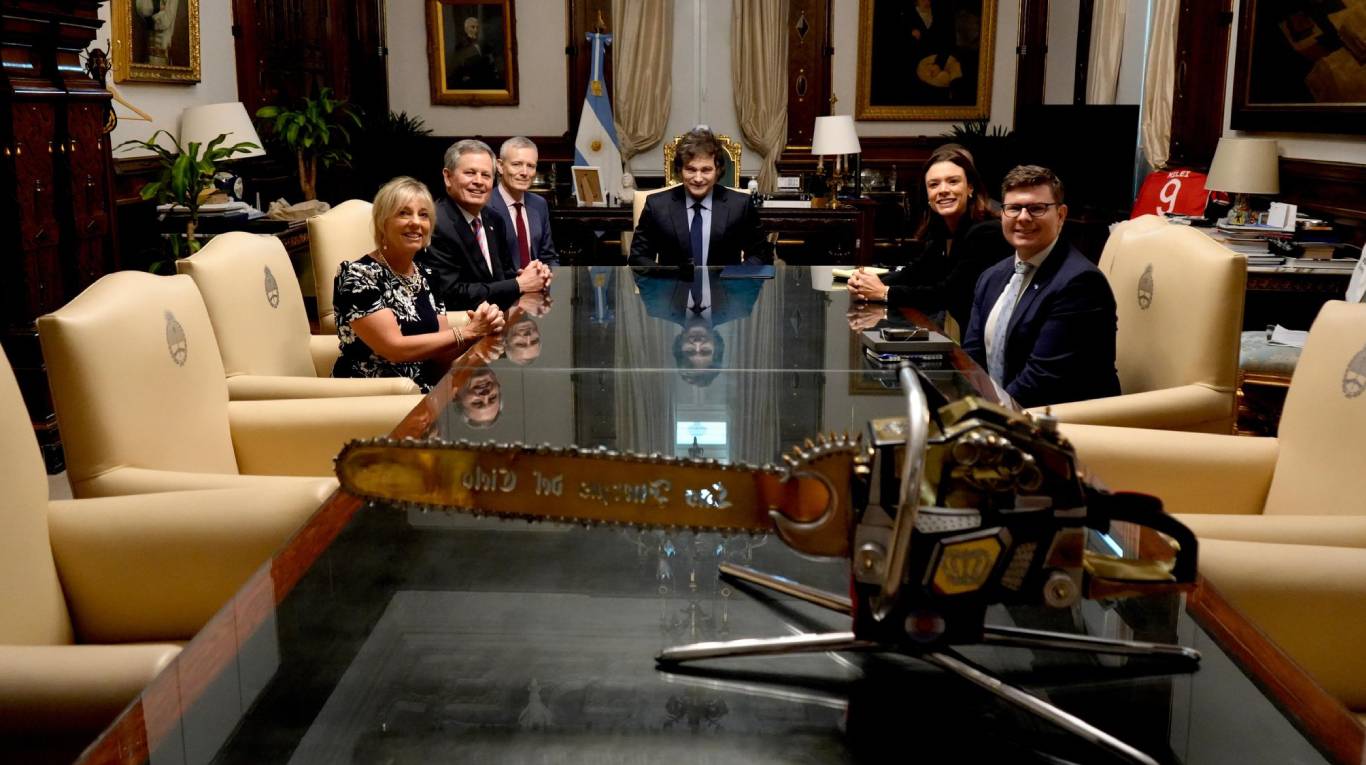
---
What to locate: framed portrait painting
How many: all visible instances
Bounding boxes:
[855,0,997,120]
[112,0,201,83]
[427,0,520,106]
[1230,0,1366,134]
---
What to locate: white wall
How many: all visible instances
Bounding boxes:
[98,1,240,156]
[1044,0,1149,105]
[832,0,1021,135]
[1221,1,1366,163]
[386,0,569,137]
[1044,0,1079,104]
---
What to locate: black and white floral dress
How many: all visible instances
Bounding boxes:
[332,255,446,392]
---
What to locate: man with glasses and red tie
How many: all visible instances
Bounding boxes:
[424,139,553,311]
[485,136,559,269]
[961,165,1120,408]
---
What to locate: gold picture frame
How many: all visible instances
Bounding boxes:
[855,0,996,121]
[427,0,520,106]
[112,0,201,84]
[572,166,603,207]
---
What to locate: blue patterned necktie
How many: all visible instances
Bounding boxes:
[987,260,1035,383]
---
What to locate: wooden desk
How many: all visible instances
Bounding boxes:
[1245,261,1352,331]
[550,202,874,265]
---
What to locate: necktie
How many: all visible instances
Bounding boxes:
[512,202,531,268]
[470,216,492,272]
[689,201,705,267]
[987,260,1035,383]
[689,201,706,308]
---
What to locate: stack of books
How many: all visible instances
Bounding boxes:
[1294,218,1341,260]
[1212,216,1295,255]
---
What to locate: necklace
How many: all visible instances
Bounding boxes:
[374,249,422,294]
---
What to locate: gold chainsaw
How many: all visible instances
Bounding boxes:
[335,376,1197,650]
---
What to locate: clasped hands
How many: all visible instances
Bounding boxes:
[516,260,554,293]
[846,268,890,303]
[463,302,506,338]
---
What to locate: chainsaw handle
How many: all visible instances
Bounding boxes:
[1087,488,1198,585]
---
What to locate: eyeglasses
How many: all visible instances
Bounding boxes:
[1002,202,1059,218]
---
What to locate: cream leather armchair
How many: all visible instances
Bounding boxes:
[1060,301,1366,547]
[0,351,329,758]
[308,199,374,335]
[178,231,418,398]
[1036,216,1246,433]
[38,271,420,498]
[1198,539,1366,716]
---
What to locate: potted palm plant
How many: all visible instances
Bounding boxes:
[117,130,259,257]
[255,87,362,201]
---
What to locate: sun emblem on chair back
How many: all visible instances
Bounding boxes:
[165,310,188,366]
[264,265,281,308]
[1344,343,1366,399]
[1137,263,1154,310]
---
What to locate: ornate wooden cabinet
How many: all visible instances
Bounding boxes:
[0,0,118,471]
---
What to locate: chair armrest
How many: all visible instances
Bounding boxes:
[1034,384,1235,434]
[1059,423,1277,516]
[47,485,329,643]
[72,468,336,500]
[0,644,179,734]
[227,374,419,400]
[1175,514,1366,548]
[228,395,420,476]
[309,334,341,378]
[1199,539,1366,711]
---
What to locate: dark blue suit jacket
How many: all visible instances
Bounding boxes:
[485,188,559,266]
[628,185,771,269]
[961,241,1120,408]
[421,195,520,310]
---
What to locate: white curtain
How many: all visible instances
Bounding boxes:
[1085,0,1128,104]
[728,273,782,463]
[1141,0,1179,168]
[612,0,674,164]
[612,272,674,453]
[730,0,789,192]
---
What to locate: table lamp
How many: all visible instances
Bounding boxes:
[1205,137,1279,226]
[811,115,862,204]
[178,102,266,203]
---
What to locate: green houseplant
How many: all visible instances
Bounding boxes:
[255,87,362,201]
[117,130,259,258]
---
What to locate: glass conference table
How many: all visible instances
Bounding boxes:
[76,267,1361,765]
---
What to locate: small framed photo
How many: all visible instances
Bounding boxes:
[112,0,202,83]
[427,0,519,106]
[572,166,604,207]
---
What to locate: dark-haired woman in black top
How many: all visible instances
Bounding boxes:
[848,144,1012,337]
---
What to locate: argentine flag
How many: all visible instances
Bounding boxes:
[574,32,624,204]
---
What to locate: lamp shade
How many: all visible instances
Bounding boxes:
[1205,137,1278,195]
[811,115,861,156]
[178,102,266,159]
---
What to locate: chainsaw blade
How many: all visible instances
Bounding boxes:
[335,435,865,556]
